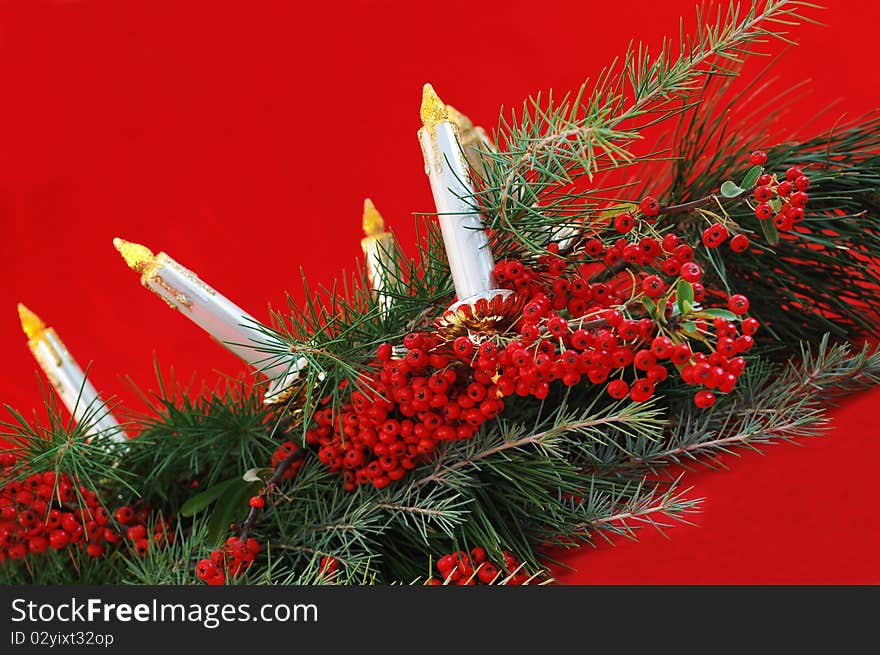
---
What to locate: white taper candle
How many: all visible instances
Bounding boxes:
[18,304,126,441]
[361,198,398,315]
[113,238,305,403]
[417,84,509,308]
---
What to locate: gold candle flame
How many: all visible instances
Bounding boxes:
[420,83,448,128]
[18,303,47,341]
[362,198,386,237]
[113,237,156,274]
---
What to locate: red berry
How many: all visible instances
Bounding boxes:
[694,390,716,409]
[754,185,773,203]
[49,529,70,550]
[741,317,760,336]
[728,294,749,315]
[755,203,772,221]
[613,212,635,234]
[376,342,393,361]
[749,150,768,166]
[249,496,265,509]
[115,506,134,525]
[629,378,655,403]
[453,336,474,358]
[680,262,702,283]
[639,196,660,217]
[606,379,629,400]
[794,175,810,192]
[790,191,808,208]
[641,275,664,298]
[774,213,793,231]
[785,166,803,182]
[729,234,749,253]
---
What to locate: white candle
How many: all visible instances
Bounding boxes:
[18,304,126,442]
[418,83,509,308]
[113,238,305,403]
[361,198,398,315]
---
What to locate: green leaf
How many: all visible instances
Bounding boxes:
[740,165,763,188]
[206,481,260,545]
[640,297,656,316]
[682,321,697,334]
[180,478,241,517]
[720,180,743,198]
[760,216,780,245]
[676,279,694,314]
[700,308,738,321]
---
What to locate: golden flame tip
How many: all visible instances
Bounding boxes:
[420,83,448,128]
[17,303,47,340]
[362,198,385,236]
[113,237,155,274]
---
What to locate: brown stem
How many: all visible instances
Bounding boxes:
[658,187,748,216]
[238,447,306,542]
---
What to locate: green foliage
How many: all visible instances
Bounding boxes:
[0,379,133,504]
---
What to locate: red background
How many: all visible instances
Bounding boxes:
[1,0,878,583]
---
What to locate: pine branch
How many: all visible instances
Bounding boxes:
[592,337,880,473]
[473,0,813,255]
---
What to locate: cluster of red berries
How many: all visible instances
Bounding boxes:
[0,454,161,563]
[492,239,756,407]
[748,151,810,231]
[305,332,504,490]
[303,165,776,489]
[196,536,260,585]
[426,547,532,585]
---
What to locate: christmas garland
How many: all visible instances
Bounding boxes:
[2,0,879,586]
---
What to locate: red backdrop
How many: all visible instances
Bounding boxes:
[0,0,878,583]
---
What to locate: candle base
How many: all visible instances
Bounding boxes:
[435,289,523,343]
[262,356,313,405]
[448,288,512,312]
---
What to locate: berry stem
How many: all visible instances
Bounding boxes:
[237,447,306,542]
[659,188,748,216]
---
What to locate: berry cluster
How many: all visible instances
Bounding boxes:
[749,151,811,232]
[0,454,160,563]
[426,547,532,585]
[303,165,780,489]
[305,333,504,491]
[491,237,756,408]
[196,536,260,585]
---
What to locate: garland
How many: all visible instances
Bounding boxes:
[2,0,879,585]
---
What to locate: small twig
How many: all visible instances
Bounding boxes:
[238,448,306,542]
[658,187,748,216]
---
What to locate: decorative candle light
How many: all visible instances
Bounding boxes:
[361,198,399,314]
[418,83,510,308]
[18,303,126,441]
[112,238,306,404]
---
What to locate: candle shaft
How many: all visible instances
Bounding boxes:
[418,84,502,305]
[18,304,125,441]
[113,238,297,382]
[361,198,398,315]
